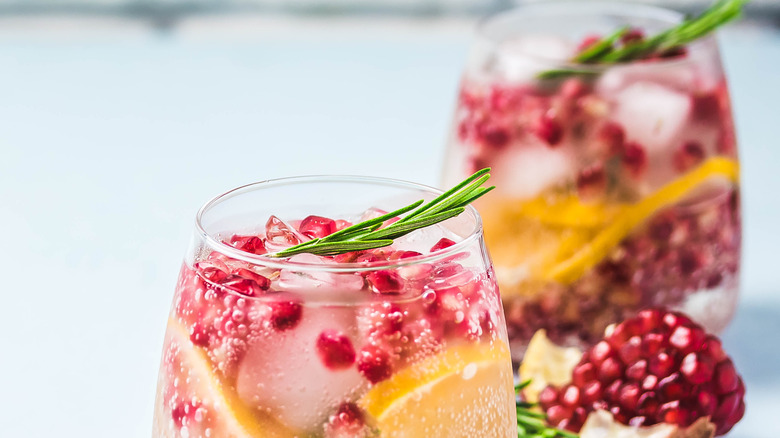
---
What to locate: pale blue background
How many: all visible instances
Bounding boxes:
[0,16,777,437]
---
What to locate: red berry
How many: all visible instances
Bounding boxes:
[326,402,365,435]
[599,122,626,154]
[316,330,356,370]
[576,163,607,200]
[228,234,267,255]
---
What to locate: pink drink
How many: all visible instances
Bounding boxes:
[442,3,741,361]
[152,177,516,437]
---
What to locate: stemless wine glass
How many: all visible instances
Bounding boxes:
[152,176,517,438]
[442,2,741,361]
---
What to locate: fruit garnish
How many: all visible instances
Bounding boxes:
[539,309,746,435]
[519,330,583,403]
[154,319,296,438]
[579,410,715,438]
[358,342,515,437]
[486,157,738,291]
[267,168,495,258]
[548,157,738,284]
[538,0,748,79]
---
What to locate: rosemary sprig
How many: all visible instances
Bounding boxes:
[516,380,579,438]
[266,169,495,258]
[537,0,747,79]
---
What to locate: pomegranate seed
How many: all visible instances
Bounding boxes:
[560,78,587,100]
[228,234,267,255]
[576,163,607,200]
[367,270,403,294]
[622,142,647,178]
[327,402,365,434]
[641,332,665,355]
[669,325,706,354]
[316,330,356,370]
[637,392,659,416]
[547,405,573,426]
[605,380,623,403]
[430,238,456,253]
[680,352,715,384]
[714,359,739,394]
[599,357,624,382]
[658,373,687,400]
[479,121,512,149]
[620,28,645,45]
[582,381,602,404]
[674,141,706,172]
[572,362,597,387]
[533,111,564,147]
[299,215,336,239]
[590,341,613,365]
[599,121,626,154]
[714,392,740,424]
[269,300,303,331]
[539,386,559,405]
[659,400,691,427]
[356,345,393,384]
[626,359,648,382]
[221,276,262,297]
[199,266,228,283]
[642,375,659,391]
[618,336,642,364]
[691,92,721,121]
[189,323,211,348]
[663,312,693,329]
[233,268,270,290]
[561,385,581,406]
[577,34,602,52]
[697,390,718,417]
[649,352,675,378]
[619,383,641,411]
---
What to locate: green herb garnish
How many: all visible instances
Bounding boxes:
[266,168,495,258]
[516,380,579,438]
[537,0,747,79]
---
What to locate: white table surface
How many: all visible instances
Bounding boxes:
[0,15,777,437]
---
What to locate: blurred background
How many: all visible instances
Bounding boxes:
[0,0,777,437]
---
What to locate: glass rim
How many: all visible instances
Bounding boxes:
[475,0,716,73]
[195,174,485,273]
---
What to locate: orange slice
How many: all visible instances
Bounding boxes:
[546,157,739,284]
[483,157,738,292]
[152,319,296,438]
[358,342,516,438]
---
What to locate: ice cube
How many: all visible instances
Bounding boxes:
[596,62,698,95]
[609,81,692,156]
[488,142,575,199]
[264,215,308,252]
[236,307,366,433]
[495,35,576,81]
[277,254,364,299]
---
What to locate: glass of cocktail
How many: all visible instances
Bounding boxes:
[152,174,517,437]
[442,1,742,361]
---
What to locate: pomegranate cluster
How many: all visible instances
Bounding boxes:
[539,309,745,436]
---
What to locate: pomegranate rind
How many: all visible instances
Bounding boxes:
[580,410,715,438]
[153,318,297,438]
[358,341,516,437]
[518,329,582,402]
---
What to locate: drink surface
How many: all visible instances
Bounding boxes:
[443,28,741,361]
[153,209,516,437]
